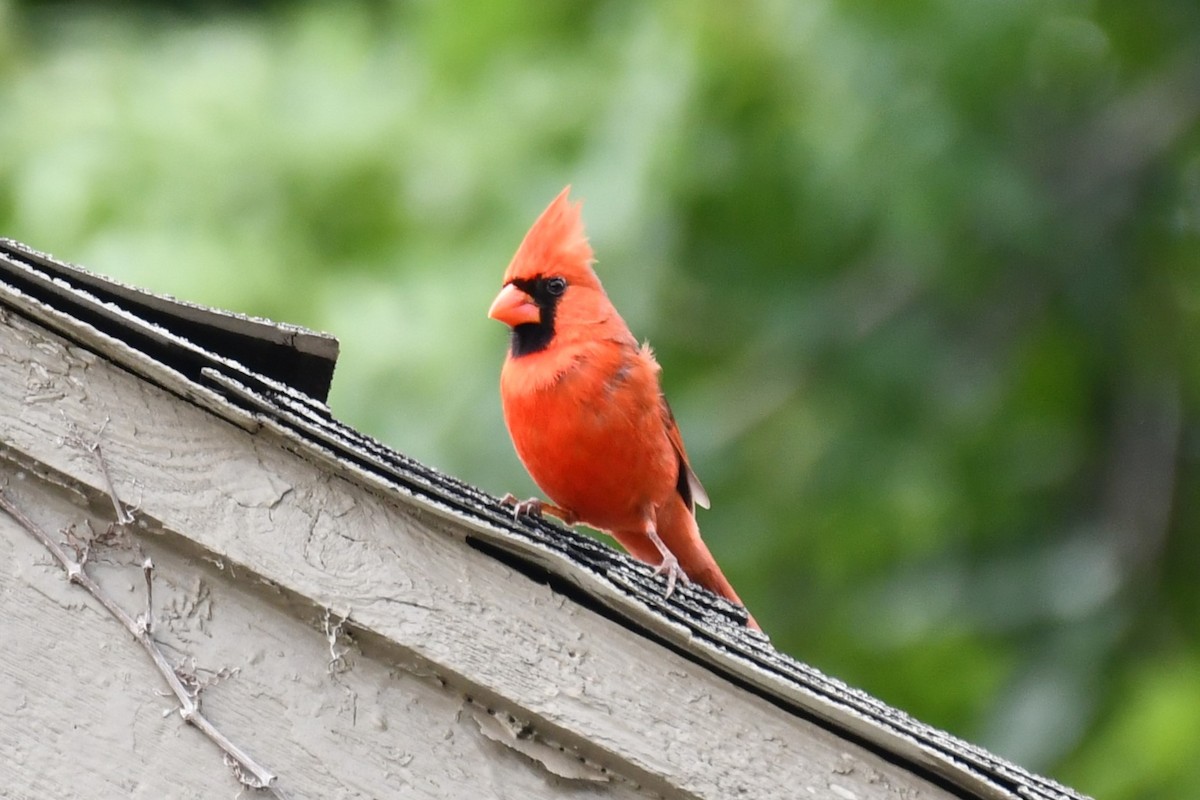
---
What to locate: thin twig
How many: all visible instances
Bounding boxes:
[0,489,280,794]
[1,491,83,583]
[141,556,155,636]
[87,440,134,526]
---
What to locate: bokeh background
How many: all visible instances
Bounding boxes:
[3,2,1198,796]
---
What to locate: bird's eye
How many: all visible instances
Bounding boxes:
[545,277,567,296]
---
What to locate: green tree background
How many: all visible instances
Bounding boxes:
[3,2,1198,797]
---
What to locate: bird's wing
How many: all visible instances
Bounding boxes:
[661,396,711,513]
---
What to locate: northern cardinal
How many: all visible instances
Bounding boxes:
[488,188,759,630]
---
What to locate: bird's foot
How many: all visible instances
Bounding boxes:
[652,553,691,598]
[500,493,542,519]
[500,494,577,525]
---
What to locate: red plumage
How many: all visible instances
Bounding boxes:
[488,188,758,630]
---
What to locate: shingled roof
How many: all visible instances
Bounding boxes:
[0,238,1092,799]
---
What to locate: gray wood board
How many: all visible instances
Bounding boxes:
[3,286,957,800]
[0,471,661,799]
[0,246,1091,800]
[0,239,338,401]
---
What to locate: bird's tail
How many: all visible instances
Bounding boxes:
[613,497,760,631]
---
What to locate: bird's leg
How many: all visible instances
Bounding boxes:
[644,526,690,598]
[500,494,577,525]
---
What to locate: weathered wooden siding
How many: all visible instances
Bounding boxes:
[0,283,959,798]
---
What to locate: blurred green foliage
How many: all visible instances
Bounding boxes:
[2,1,1198,796]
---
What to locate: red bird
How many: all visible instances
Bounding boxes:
[488,188,759,630]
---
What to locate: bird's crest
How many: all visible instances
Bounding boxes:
[503,187,601,289]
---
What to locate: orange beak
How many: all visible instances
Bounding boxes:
[488,283,541,327]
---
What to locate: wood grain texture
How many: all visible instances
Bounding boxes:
[0,476,652,800]
[0,308,958,799]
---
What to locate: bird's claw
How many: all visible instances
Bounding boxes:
[653,554,690,598]
[500,493,543,520]
[500,494,578,525]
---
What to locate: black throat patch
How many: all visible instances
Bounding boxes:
[508,276,564,358]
